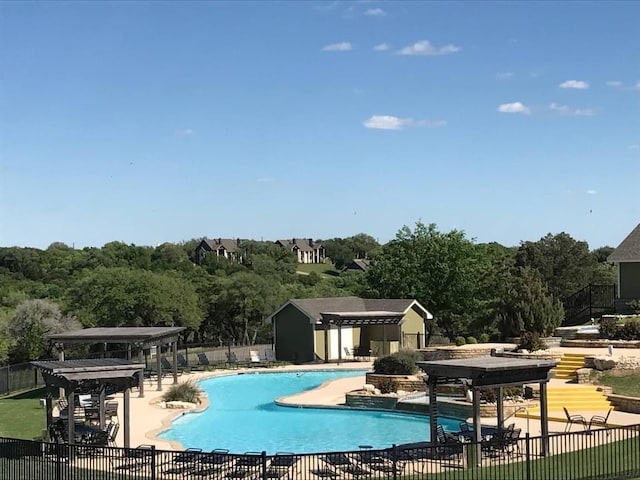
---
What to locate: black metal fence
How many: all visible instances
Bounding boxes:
[563,284,616,325]
[0,362,44,396]
[1,424,639,480]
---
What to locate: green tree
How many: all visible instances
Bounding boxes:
[322,238,354,269]
[365,222,484,342]
[592,246,615,264]
[6,299,80,362]
[67,267,202,329]
[515,233,596,299]
[496,268,564,338]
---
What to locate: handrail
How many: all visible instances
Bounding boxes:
[504,405,531,435]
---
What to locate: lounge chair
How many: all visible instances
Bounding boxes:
[113,444,155,471]
[197,352,212,368]
[226,351,248,368]
[343,347,354,360]
[161,357,185,375]
[435,425,463,464]
[323,453,371,477]
[193,448,231,477]
[249,350,268,367]
[265,453,298,480]
[225,452,263,479]
[563,407,588,432]
[106,422,119,447]
[162,448,203,475]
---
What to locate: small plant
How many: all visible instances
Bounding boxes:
[619,319,640,341]
[478,333,490,343]
[373,350,420,375]
[466,336,478,344]
[455,336,466,346]
[630,299,640,314]
[162,380,201,404]
[599,317,619,339]
[378,377,398,394]
[518,331,546,352]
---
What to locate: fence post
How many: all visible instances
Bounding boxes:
[261,451,268,480]
[55,443,62,480]
[525,432,531,480]
[392,445,398,480]
[151,445,156,480]
[589,284,593,320]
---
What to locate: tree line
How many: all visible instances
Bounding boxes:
[0,226,614,364]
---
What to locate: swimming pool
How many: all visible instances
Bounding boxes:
[159,370,460,453]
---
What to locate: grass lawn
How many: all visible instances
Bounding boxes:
[295,262,339,276]
[0,388,47,440]
[591,369,640,397]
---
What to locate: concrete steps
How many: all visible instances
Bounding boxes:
[516,385,612,422]
[551,353,586,380]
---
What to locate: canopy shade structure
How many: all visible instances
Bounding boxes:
[48,327,187,394]
[319,311,405,326]
[32,359,145,448]
[418,356,559,463]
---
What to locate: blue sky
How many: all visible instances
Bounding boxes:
[1,1,638,250]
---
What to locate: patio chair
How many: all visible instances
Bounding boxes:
[197,352,212,368]
[105,401,119,423]
[355,450,403,475]
[435,425,464,464]
[161,356,185,375]
[106,422,119,447]
[265,350,278,365]
[563,407,588,432]
[162,448,203,475]
[177,353,191,369]
[589,408,613,430]
[343,347,354,360]
[226,351,248,368]
[249,350,268,367]
[323,452,371,477]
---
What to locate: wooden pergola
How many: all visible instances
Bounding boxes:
[418,357,558,463]
[319,311,405,363]
[49,326,186,395]
[32,359,144,448]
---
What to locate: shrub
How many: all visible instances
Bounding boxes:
[162,380,201,404]
[373,350,420,375]
[619,320,640,341]
[630,299,640,314]
[478,333,490,343]
[599,317,619,339]
[518,331,546,352]
[378,377,398,394]
[455,336,466,346]
[466,336,478,344]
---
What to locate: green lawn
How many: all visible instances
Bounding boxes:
[295,262,339,276]
[592,369,640,397]
[0,388,47,440]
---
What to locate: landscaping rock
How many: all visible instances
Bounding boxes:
[363,384,375,393]
[165,401,197,409]
[594,357,616,371]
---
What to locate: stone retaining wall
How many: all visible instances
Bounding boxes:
[607,394,640,414]
[395,398,537,419]
[345,392,399,410]
[420,347,493,361]
[560,339,640,348]
[365,373,426,392]
[497,351,562,361]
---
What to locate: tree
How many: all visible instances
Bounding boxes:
[322,238,354,269]
[6,299,80,362]
[365,222,485,342]
[347,234,380,260]
[592,246,615,264]
[67,267,202,329]
[496,268,564,338]
[515,233,597,299]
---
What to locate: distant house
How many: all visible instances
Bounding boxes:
[195,238,242,264]
[608,223,640,313]
[275,238,325,264]
[343,259,372,273]
[265,296,432,362]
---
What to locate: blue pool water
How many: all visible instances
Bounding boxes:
[159,370,460,453]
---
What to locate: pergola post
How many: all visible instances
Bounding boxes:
[99,386,106,429]
[472,388,482,466]
[156,346,163,391]
[58,346,65,399]
[540,382,549,456]
[67,387,75,445]
[45,391,53,439]
[323,323,329,363]
[428,376,438,444]
[496,386,504,429]
[382,324,387,356]
[337,322,342,365]
[124,386,131,448]
[126,343,132,360]
[138,348,145,398]
[172,341,178,384]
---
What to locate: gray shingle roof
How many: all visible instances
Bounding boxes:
[202,238,239,252]
[608,223,640,262]
[287,296,427,321]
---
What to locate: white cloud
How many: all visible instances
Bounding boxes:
[364,7,386,16]
[629,144,640,150]
[175,128,195,137]
[496,72,514,80]
[373,43,389,51]
[548,103,595,117]
[322,42,352,52]
[363,115,446,130]
[559,80,589,89]
[606,80,623,87]
[587,190,598,195]
[396,40,461,56]
[497,102,531,114]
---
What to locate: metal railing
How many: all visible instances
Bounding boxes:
[1,424,639,480]
[0,362,44,396]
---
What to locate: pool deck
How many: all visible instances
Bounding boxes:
[111,345,640,451]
